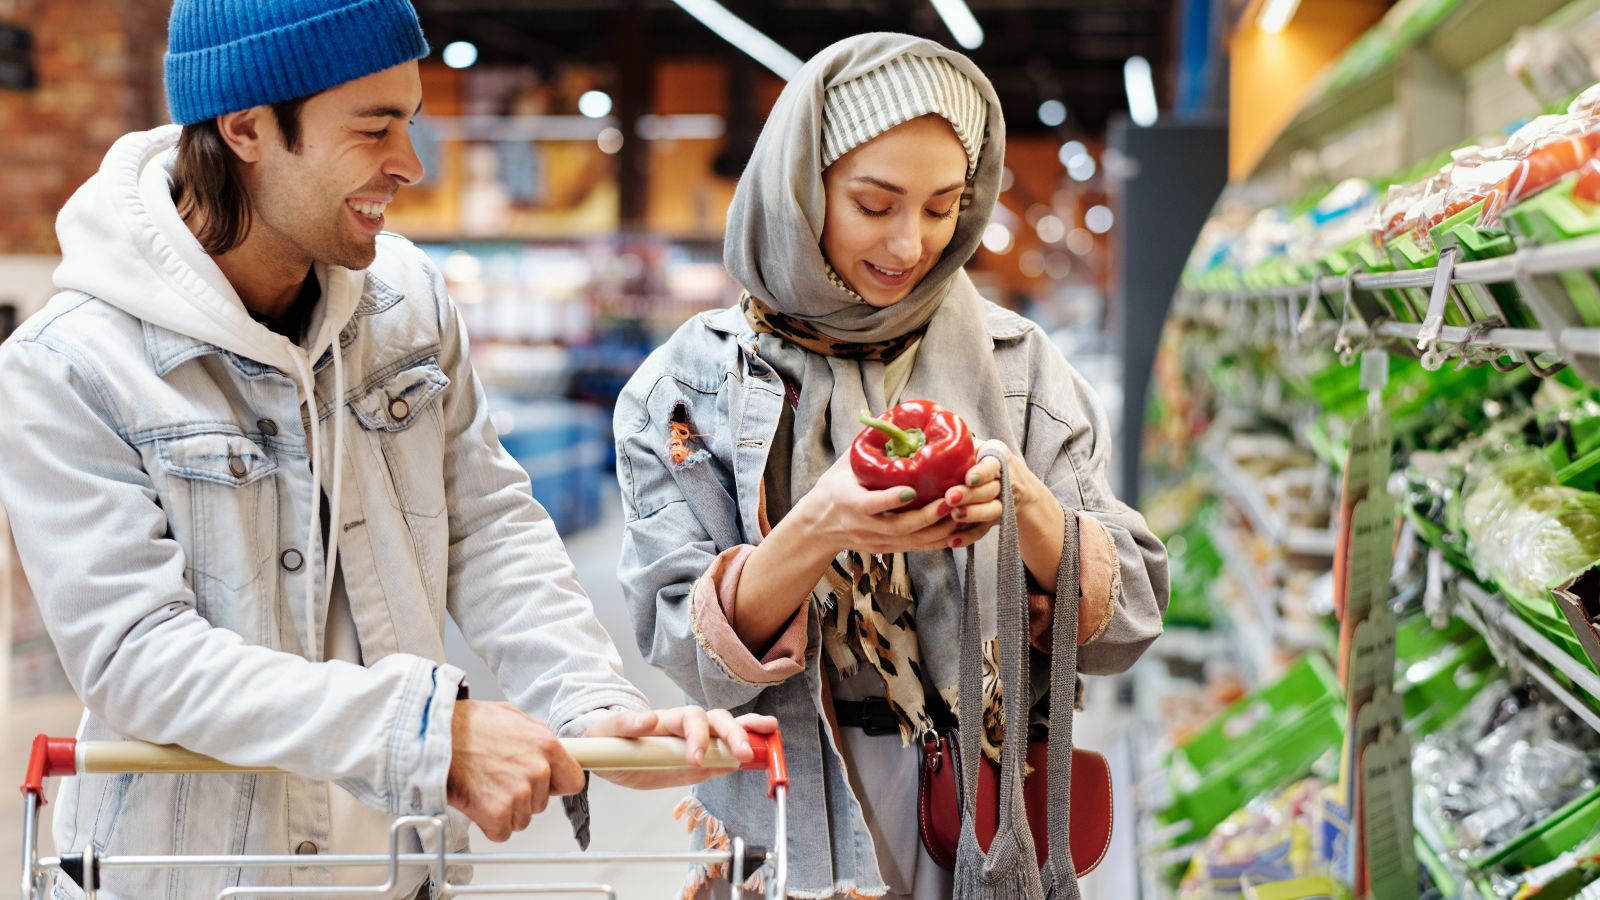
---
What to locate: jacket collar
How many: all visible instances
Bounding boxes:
[144,270,405,377]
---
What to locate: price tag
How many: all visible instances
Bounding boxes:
[1361,719,1418,900]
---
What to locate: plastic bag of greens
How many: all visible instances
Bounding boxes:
[1458,454,1559,582]
[1502,487,1600,599]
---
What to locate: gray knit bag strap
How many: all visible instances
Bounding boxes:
[1043,505,1082,900]
[953,448,1046,900]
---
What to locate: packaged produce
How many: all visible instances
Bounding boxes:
[1459,454,1600,602]
[1177,778,1350,899]
[1414,685,1600,865]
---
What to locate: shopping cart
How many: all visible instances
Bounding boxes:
[19,729,788,899]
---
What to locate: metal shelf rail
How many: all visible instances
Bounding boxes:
[1180,236,1600,384]
[1205,450,1339,558]
[1454,578,1600,735]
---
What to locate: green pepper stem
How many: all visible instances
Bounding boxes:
[859,410,926,458]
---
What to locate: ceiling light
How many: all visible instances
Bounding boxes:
[669,0,803,79]
[1124,56,1158,127]
[442,41,478,69]
[1066,154,1097,182]
[1035,215,1066,244]
[1085,205,1114,234]
[981,222,1013,254]
[1258,0,1303,34]
[1037,99,1067,127]
[929,0,984,50]
[597,127,624,155]
[1066,228,1094,255]
[1057,140,1086,168]
[1045,252,1073,280]
[578,90,613,119]
[1019,250,1046,279]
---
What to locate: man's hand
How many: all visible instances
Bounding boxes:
[582,707,779,790]
[447,700,586,842]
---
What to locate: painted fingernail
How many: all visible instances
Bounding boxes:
[949,489,965,504]
[900,488,917,502]
[937,502,951,516]
[968,473,981,486]
[950,537,963,548]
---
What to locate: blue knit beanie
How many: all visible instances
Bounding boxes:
[164,0,430,126]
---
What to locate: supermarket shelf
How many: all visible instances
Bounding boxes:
[1413,798,1490,900]
[1205,449,1339,558]
[1182,236,1600,384]
[1209,524,1281,643]
[1252,0,1583,177]
[1454,579,1600,735]
[1201,234,1600,300]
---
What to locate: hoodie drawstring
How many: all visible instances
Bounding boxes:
[289,312,349,661]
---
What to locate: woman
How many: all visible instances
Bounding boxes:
[614,33,1168,899]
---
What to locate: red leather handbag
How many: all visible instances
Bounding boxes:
[914,467,1112,889]
[917,728,1113,874]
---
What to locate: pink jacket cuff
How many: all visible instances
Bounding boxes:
[1029,511,1119,652]
[690,545,808,686]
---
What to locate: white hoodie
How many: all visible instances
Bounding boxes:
[55,124,359,659]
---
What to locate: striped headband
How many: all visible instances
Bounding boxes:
[820,53,987,180]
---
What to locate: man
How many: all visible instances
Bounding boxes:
[0,1,768,897]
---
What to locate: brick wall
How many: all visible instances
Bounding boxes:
[0,0,172,254]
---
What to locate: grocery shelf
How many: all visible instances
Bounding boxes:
[1209,524,1281,642]
[1252,0,1586,177]
[1205,449,1339,558]
[1182,235,1600,385]
[1454,579,1600,735]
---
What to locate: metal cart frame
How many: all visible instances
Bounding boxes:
[19,731,789,899]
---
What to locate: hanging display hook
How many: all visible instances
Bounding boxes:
[1335,272,1359,365]
[1416,246,1458,367]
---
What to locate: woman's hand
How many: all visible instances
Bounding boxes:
[948,439,1069,585]
[586,708,780,790]
[943,440,1046,541]
[797,453,964,555]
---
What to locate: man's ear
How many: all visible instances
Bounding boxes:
[215,107,267,163]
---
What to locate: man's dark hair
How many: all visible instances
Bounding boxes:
[171,95,311,256]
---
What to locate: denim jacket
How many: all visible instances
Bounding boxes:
[614,303,1169,898]
[1,131,649,899]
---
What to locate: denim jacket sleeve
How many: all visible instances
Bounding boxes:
[0,334,461,818]
[1018,329,1169,675]
[422,254,650,731]
[612,360,799,712]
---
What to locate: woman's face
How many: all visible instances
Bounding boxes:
[820,115,969,308]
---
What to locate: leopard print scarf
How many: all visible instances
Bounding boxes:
[743,292,1013,760]
[819,552,1011,762]
[741,292,925,362]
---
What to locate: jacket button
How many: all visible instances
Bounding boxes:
[227,455,247,478]
[296,840,318,855]
[258,419,279,436]
[388,398,410,420]
[280,549,304,572]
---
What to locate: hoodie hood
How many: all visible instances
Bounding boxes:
[54,124,362,370]
[55,124,360,660]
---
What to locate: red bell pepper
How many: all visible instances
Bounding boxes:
[851,400,977,505]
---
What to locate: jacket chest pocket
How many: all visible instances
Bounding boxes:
[155,432,279,633]
[351,361,450,518]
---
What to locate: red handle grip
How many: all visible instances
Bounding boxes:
[741,729,788,799]
[21,735,76,805]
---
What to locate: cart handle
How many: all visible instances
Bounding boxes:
[22,730,789,805]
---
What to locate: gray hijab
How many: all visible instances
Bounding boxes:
[724,32,1016,651]
[725,32,1004,344]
